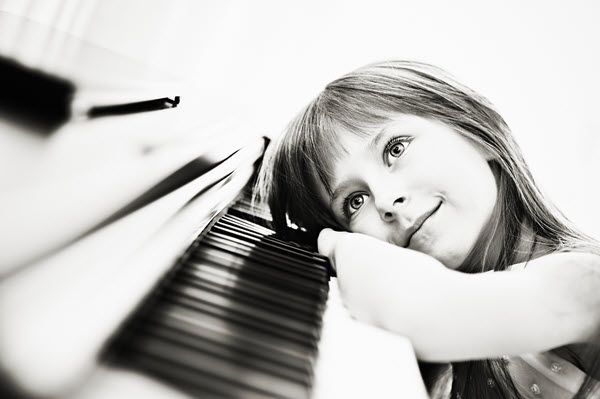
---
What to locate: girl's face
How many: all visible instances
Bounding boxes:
[323,114,498,269]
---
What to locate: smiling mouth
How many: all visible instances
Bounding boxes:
[405,200,442,248]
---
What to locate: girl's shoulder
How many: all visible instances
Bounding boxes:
[507,248,600,272]
[434,352,600,399]
[505,351,600,398]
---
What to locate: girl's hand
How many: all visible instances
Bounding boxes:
[317,228,446,329]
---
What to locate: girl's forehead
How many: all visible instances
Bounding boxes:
[323,113,430,152]
[318,114,485,176]
[314,113,453,192]
[314,121,382,194]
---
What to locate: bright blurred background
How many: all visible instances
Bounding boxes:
[1,0,599,238]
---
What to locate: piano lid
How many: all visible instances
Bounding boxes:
[0,11,184,123]
[0,12,268,274]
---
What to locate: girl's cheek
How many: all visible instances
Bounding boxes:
[353,210,385,240]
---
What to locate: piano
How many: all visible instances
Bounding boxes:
[0,13,428,399]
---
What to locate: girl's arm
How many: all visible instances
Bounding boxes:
[318,229,600,362]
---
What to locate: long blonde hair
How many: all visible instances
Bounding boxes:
[255,60,599,398]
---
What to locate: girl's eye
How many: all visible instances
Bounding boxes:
[389,142,405,157]
[384,136,411,165]
[343,193,368,218]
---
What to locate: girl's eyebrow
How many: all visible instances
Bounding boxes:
[330,180,356,207]
[329,130,388,206]
[368,128,388,151]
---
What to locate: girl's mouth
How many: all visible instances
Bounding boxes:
[405,200,442,248]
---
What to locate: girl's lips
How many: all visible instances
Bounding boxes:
[405,200,442,248]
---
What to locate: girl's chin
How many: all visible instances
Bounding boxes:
[430,247,469,270]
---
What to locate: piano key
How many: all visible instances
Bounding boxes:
[229,197,274,222]
[163,281,321,344]
[127,305,318,390]
[119,352,242,398]
[176,260,322,313]
[205,230,326,278]
[123,337,309,399]
[221,212,275,233]
[173,267,323,323]
[174,279,320,328]
[121,348,291,399]
[140,309,313,376]
[191,246,327,299]
[145,304,315,365]
[222,211,322,258]
[174,266,323,320]
[168,274,322,333]
[131,321,311,386]
[158,290,319,351]
[200,235,327,285]
[219,214,322,260]
[213,224,319,266]
[211,222,328,268]
[121,336,308,399]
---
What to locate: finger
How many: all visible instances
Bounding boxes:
[317,228,338,257]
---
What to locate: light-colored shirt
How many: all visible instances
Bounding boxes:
[433,351,600,398]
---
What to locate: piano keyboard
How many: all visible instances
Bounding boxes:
[106,197,332,399]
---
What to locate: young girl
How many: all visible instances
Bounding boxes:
[255,61,600,398]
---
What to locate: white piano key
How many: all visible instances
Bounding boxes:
[312,282,430,399]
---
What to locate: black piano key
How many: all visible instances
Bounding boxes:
[190,247,327,300]
[226,204,274,231]
[126,333,310,398]
[222,213,275,235]
[121,350,251,398]
[200,235,327,285]
[174,279,322,331]
[163,281,321,344]
[230,196,273,217]
[142,308,313,375]
[211,222,328,270]
[133,321,311,386]
[202,231,313,271]
[147,304,315,365]
[214,221,306,260]
[123,343,307,399]
[222,212,321,257]
[219,214,324,260]
[205,230,326,279]
[192,243,325,289]
[136,307,317,385]
[173,267,323,323]
[171,271,322,327]
[177,261,322,315]
[158,290,319,351]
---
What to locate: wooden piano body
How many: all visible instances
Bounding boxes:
[0,14,428,398]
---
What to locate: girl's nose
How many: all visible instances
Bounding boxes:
[380,196,406,222]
